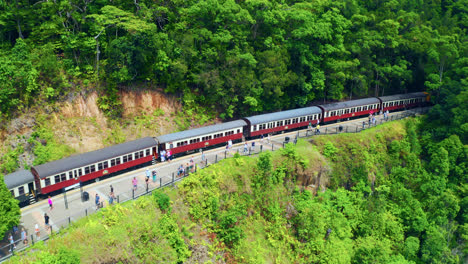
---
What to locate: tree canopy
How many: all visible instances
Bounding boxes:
[0,0,466,120]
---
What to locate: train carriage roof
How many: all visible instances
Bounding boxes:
[378,92,427,102]
[319,98,380,111]
[157,120,247,144]
[4,170,35,189]
[243,106,322,125]
[32,137,157,179]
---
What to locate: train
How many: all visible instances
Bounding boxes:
[3,92,430,206]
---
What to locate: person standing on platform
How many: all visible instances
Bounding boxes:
[48,196,53,211]
[44,213,50,232]
[146,168,151,180]
[35,223,40,240]
[132,177,138,191]
[21,228,28,245]
[95,193,100,209]
[8,233,15,252]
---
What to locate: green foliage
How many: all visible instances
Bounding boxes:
[0,146,24,174]
[0,174,21,239]
[97,84,123,118]
[33,247,80,264]
[157,214,191,262]
[152,190,171,213]
[0,0,466,120]
[217,209,245,247]
[29,124,75,165]
[323,141,338,161]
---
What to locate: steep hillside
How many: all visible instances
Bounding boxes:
[0,89,216,173]
[6,118,466,263]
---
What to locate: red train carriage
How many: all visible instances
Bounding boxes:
[378,92,429,112]
[31,137,158,195]
[243,106,322,137]
[319,98,381,123]
[156,120,247,157]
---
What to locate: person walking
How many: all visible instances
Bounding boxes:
[21,228,28,245]
[145,176,149,190]
[132,177,138,191]
[228,139,233,151]
[316,124,321,135]
[110,185,114,194]
[48,196,53,211]
[44,213,50,232]
[146,168,151,180]
[243,142,248,154]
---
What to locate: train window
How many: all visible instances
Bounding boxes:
[55,175,60,183]
[111,159,116,167]
[91,165,96,173]
[135,152,141,159]
[18,186,25,195]
[60,173,66,182]
[45,178,51,186]
[10,190,14,196]
[146,149,150,156]
[85,166,90,174]
[123,156,128,163]
[103,161,108,169]
[98,162,103,170]
[140,151,144,157]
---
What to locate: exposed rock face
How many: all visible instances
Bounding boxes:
[6,116,36,134]
[120,89,180,117]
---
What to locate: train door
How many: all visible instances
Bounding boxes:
[152,146,158,159]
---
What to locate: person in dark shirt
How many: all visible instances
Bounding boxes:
[44,213,50,231]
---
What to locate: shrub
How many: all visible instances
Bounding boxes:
[153,190,171,213]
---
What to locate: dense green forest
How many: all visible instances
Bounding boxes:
[0,0,466,120]
[6,119,468,263]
